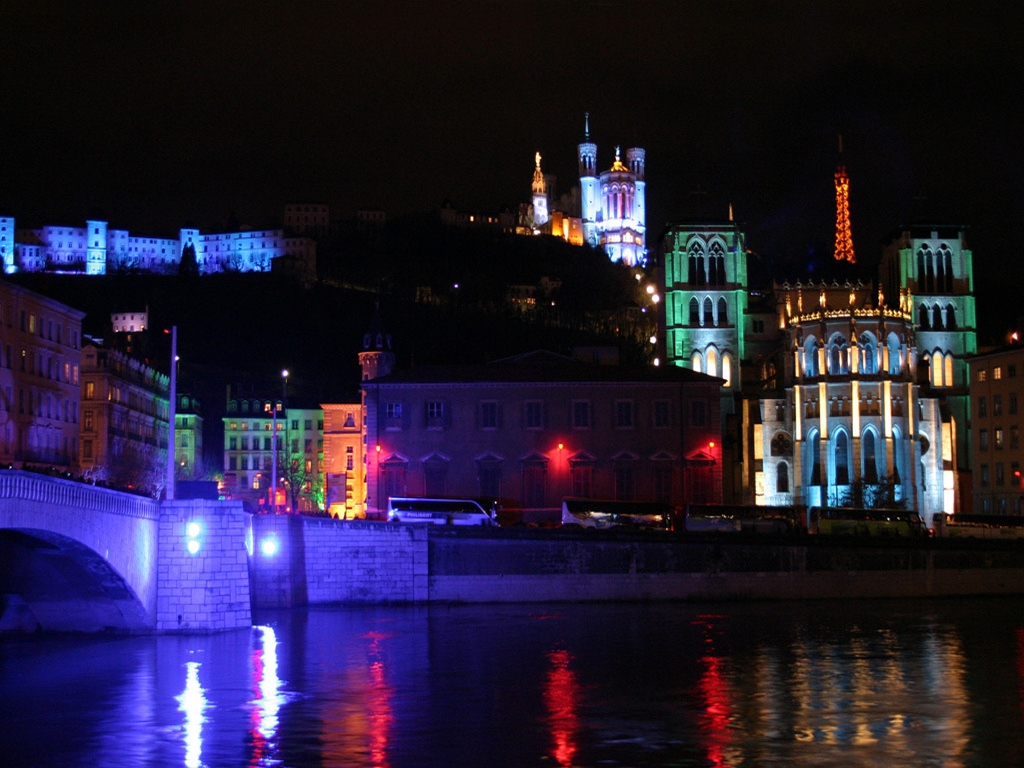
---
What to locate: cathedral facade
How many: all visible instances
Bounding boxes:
[661,222,976,528]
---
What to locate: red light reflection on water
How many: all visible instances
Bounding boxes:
[363,631,394,768]
[693,615,733,766]
[544,649,580,767]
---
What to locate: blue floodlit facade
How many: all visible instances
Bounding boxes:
[0,216,315,276]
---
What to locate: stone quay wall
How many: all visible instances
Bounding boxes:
[157,500,251,632]
[248,519,1024,608]
[249,515,427,609]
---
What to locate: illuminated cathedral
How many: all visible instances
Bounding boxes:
[578,114,647,267]
[661,212,976,528]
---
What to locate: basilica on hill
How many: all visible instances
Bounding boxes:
[527,113,647,268]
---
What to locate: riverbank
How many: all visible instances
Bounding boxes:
[249,516,1024,608]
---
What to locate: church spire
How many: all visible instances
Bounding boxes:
[833,134,856,263]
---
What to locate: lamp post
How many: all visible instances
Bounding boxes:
[281,369,288,511]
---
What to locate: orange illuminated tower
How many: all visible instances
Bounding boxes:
[833,135,855,263]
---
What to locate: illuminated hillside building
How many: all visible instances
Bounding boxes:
[578,114,647,267]
[662,221,977,527]
[1,216,315,277]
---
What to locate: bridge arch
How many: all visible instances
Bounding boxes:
[0,471,158,632]
[0,527,150,632]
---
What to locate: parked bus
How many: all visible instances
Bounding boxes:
[387,497,497,526]
[932,513,1024,539]
[560,498,673,530]
[681,504,799,533]
[808,507,926,537]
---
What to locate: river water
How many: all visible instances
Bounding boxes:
[2,597,1022,767]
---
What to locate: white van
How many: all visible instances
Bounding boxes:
[386,497,496,526]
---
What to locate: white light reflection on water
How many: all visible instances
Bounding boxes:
[176,661,208,768]
[248,625,287,766]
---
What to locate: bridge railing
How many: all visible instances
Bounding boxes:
[0,469,160,520]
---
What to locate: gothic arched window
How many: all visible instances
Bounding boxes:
[717,297,728,327]
[918,304,930,329]
[859,332,877,374]
[863,429,879,483]
[834,430,850,485]
[776,461,790,494]
[940,244,954,291]
[703,297,713,327]
[689,297,699,326]
[945,303,957,330]
[932,303,943,330]
[706,347,718,378]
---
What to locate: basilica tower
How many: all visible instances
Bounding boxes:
[578,113,599,247]
[531,152,549,228]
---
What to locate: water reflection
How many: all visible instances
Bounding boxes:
[544,649,579,766]
[248,625,285,766]
[1,599,1022,767]
[176,661,207,768]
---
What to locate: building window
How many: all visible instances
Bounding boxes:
[477,460,502,499]
[571,400,590,429]
[993,395,1002,417]
[996,463,1005,486]
[480,401,498,429]
[385,402,403,429]
[691,401,706,426]
[652,462,673,502]
[978,369,987,382]
[995,428,1004,450]
[1009,364,1017,378]
[570,461,593,498]
[613,459,636,501]
[994,367,1003,380]
[653,400,671,429]
[426,401,446,428]
[82,440,92,459]
[525,401,544,430]
[1010,393,1018,415]
[980,429,989,451]
[523,463,547,508]
[834,431,851,485]
[1011,426,1019,450]
[84,381,95,400]
[978,397,987,418]
[615,400,634,428]
[776,461,790,493]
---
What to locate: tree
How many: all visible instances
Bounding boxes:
[178,243,199,277]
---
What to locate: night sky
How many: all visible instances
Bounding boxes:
[2,1,1022,339]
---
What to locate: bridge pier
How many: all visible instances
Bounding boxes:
[157,500,251,632]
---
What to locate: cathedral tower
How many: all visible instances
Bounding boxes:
[359,302,395,383]
[577,112,600,247]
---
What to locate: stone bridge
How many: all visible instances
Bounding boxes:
[0,470,251,633]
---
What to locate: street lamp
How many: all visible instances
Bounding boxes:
[265,370,289,514]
